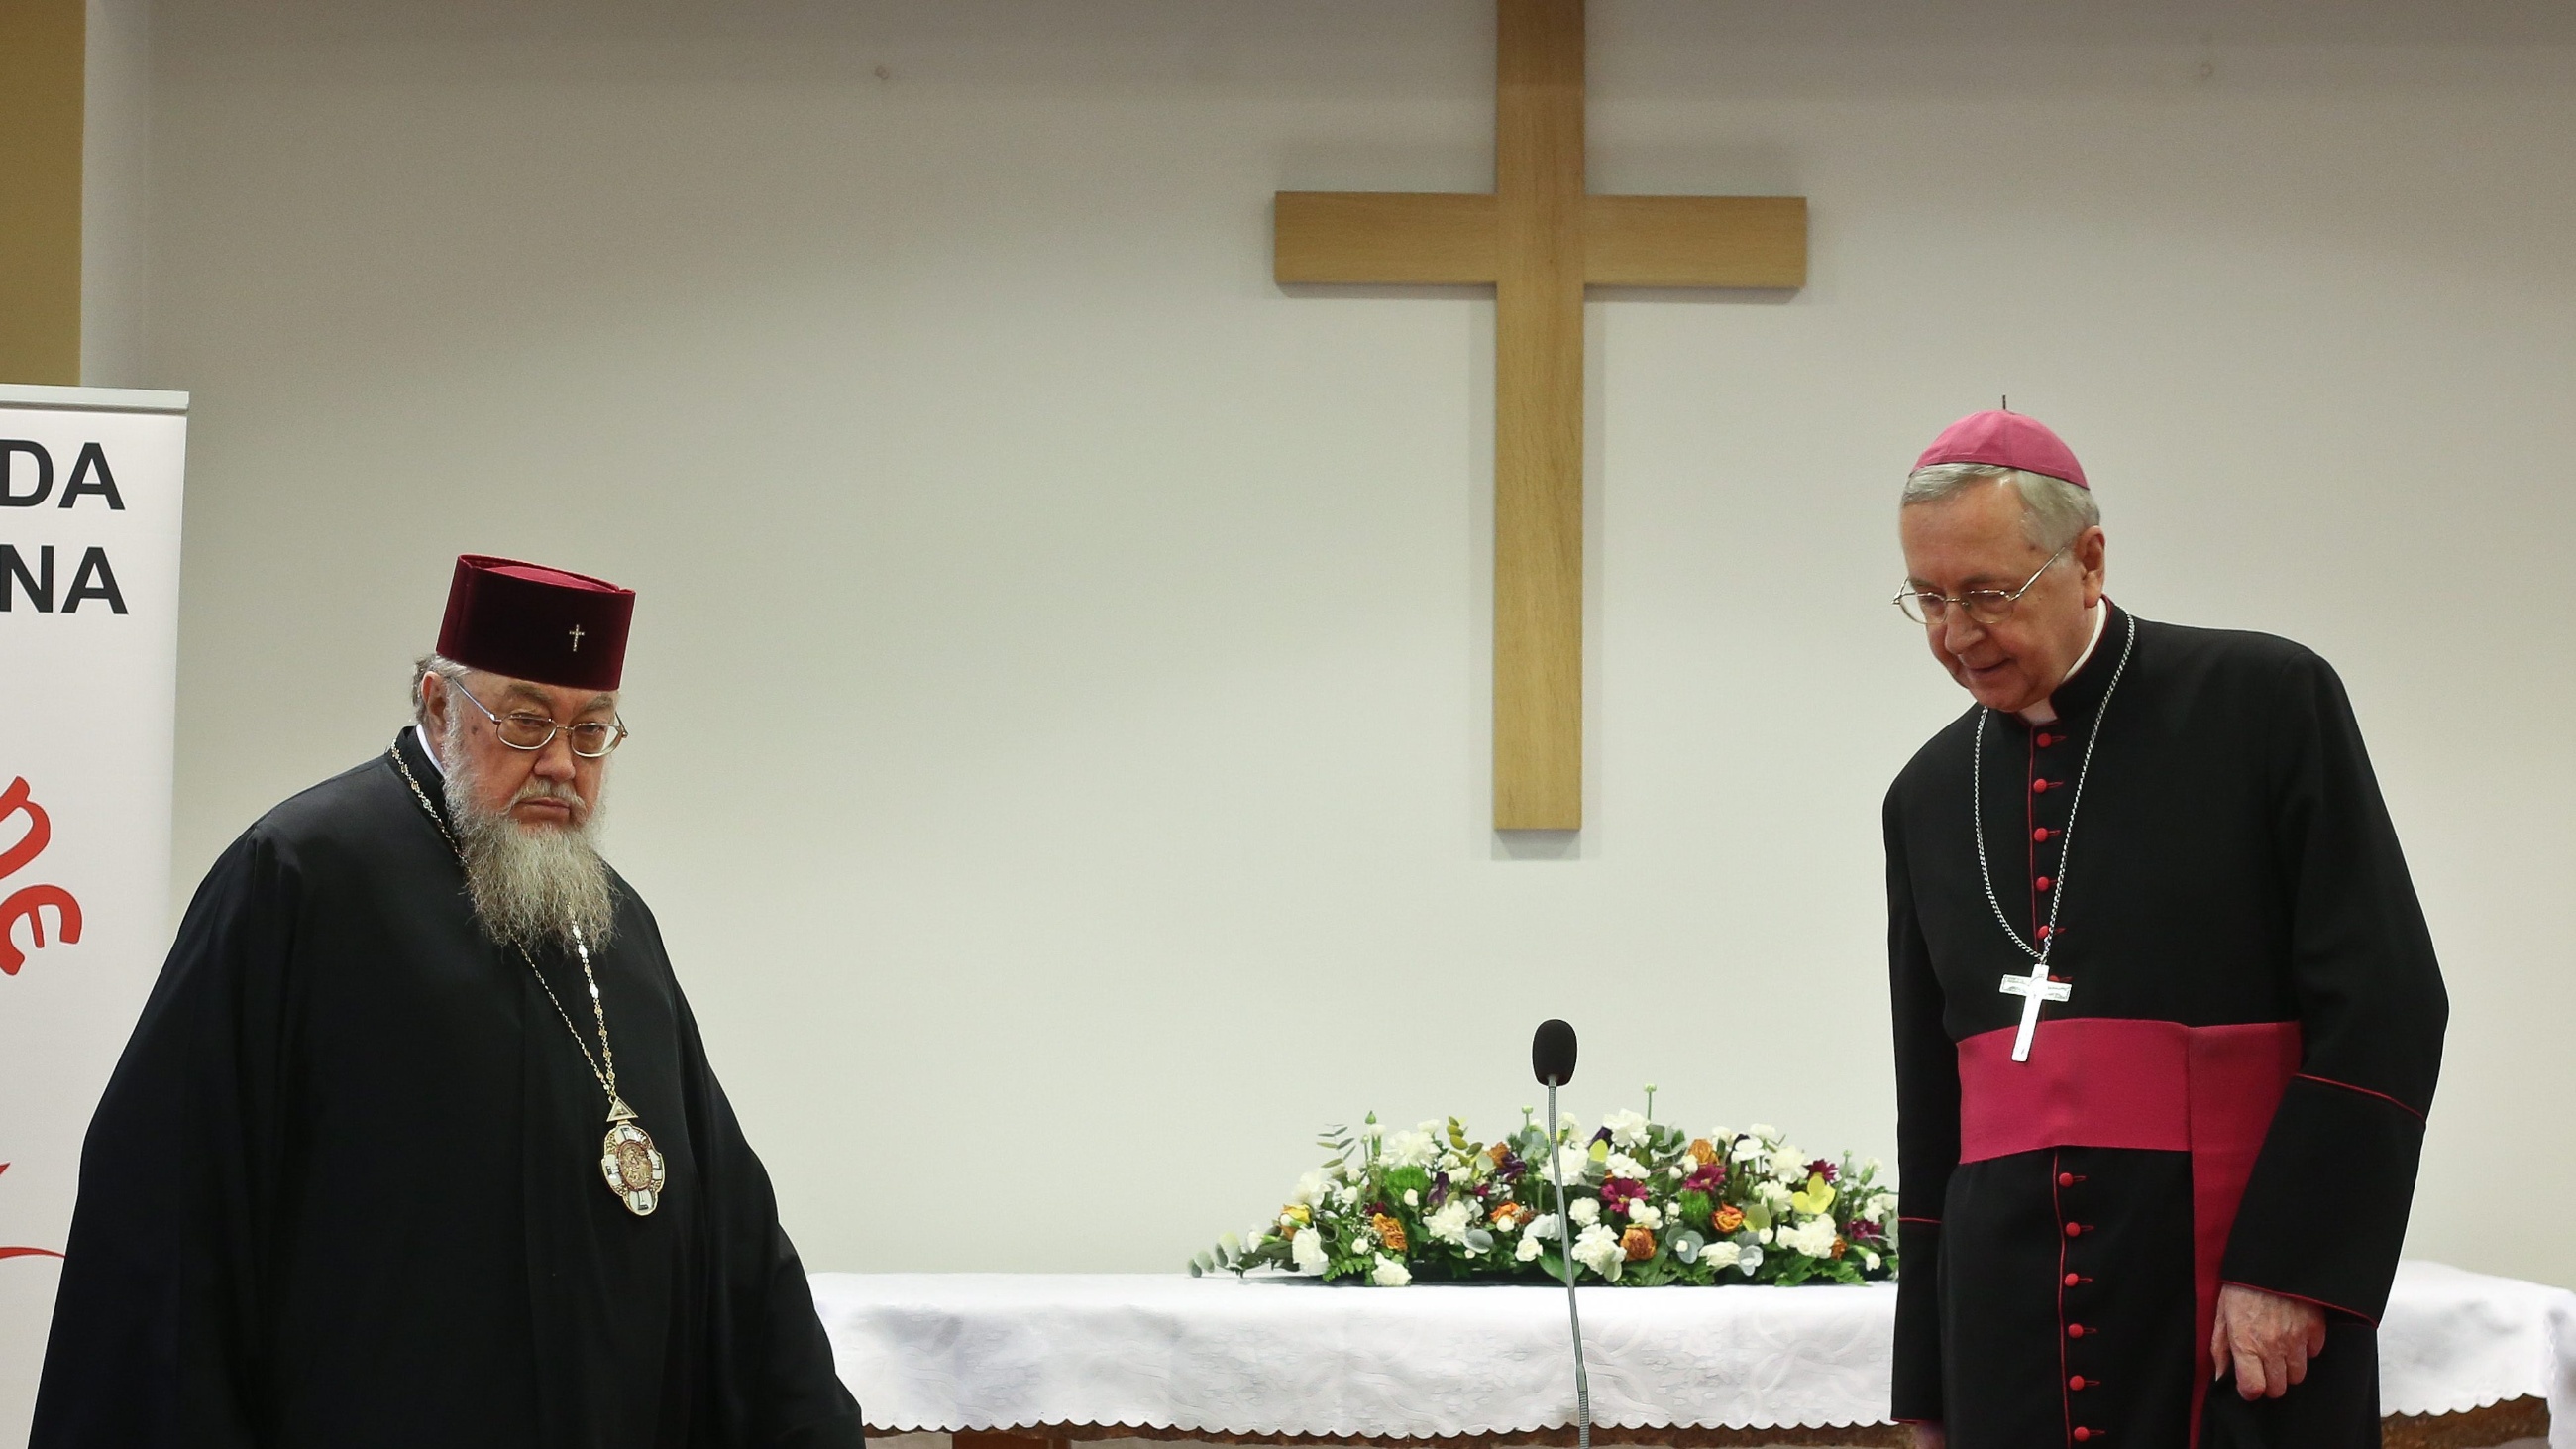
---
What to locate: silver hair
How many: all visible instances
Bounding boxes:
[1900,464,2102,553]
[407,649,618,952]
[412,652,470,728]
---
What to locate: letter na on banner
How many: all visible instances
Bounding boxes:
[3,438,130,615]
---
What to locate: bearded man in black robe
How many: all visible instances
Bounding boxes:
[33,555,863,1449]
[1882,413,2446,1449]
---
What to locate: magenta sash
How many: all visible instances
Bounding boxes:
[1958,1017,2302,1442]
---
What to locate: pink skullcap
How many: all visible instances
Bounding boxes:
[1913,410,2089,490]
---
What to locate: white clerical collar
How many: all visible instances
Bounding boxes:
[410,723,446,777]
[2017,603,2109,726]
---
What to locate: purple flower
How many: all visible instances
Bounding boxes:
[1807,1159,1839,1183]
[1682,1163,1725,1195]
[1599,1176,1647,1214]
[1430,1171,1450,1208]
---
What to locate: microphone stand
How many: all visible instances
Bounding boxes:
[1544,1079,1592,1449]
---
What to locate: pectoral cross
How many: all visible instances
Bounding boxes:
[568,624,585,652]
[1997,963,2071,1062]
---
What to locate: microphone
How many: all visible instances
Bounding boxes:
[1531,1019,1591,1449]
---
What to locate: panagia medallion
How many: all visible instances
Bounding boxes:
[601,1097,667,1216]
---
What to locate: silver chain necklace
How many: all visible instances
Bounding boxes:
[390,745,668,1216]
[1972,612,2138,964]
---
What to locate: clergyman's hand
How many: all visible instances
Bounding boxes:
[2210,1283,2329,1400]
[1908,1423,1945,1449]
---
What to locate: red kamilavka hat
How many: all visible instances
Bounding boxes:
[436,554,635,691]
[1914,410,2090,490]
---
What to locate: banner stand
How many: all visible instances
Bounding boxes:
[0,382,188,1440]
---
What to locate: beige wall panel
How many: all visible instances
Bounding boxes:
[0,0,85,386]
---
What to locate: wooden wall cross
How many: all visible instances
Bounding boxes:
[1274,0,1806,831]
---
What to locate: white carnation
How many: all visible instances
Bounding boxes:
[1702,1241,1742,1269]
[1602,1109,1650,1148]
[1516,1233,1550,1263]
[1568,1197,1602,1227]
[1628,1202,1664,1230]
[1386,1130,1440,1168]
[1523,1212,1562,1242]
[1292,1170,1329,1206]
[1749,1124,1780,1142]
[1371,1253,1413,1287]
[1755,1180,1792,1209]
[1757,1227,1774,1245]
[1769,1149,1808,1182]
[1779,1216,1839,1258]
[1730,1136,1766,1163]
[1556,1145,1592,1181]
[1869,1191,1900,1223]
[1292,1228,1329,1275]
[1426,1198,1476,1246]
[1571,1224,1627,1280]
[1605,1152,1651,1181]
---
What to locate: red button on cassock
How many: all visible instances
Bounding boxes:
[2074,1429,2093,1443]
[2064,1272,2082,1286]
[2070,1375,2088,1391]
[2058,1171,2076,1187]
[2037,876,2053,891]
[2036,925,2052,940]
[2036,732,2055,746]
[2068,1323,2086,1338]
[2064,1222,2083,1237]
[2032,778,2051,793]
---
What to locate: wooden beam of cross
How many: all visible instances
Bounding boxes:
[1275,0,1805,831]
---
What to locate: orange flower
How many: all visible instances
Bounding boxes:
[1490,1202,1528,1230]
[1713,1204,1746,1234]
[1830,1236,1848,1260]
[1686,1138,1718,1168]
[1371,1213,1409,1253]
[1279,1204,1313,1231]
[1488,1141,1512,1165]
[1620,1226,1656,1262]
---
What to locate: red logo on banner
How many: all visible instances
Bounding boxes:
[1,775,82,976]
[3,775,80,1260]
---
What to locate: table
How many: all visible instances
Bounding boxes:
[815,1261,2575,1448]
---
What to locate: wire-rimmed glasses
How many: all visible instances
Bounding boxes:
[1893,545,2069,626]
[444,676,629,758]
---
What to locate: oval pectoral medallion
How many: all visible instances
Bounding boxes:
[601,1119,668,1216]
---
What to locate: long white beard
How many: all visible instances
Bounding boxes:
[439,716,618,955]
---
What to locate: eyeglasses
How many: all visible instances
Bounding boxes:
[1893,545,2069,626]
[444,676,629,758]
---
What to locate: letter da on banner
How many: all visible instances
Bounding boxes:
[0,384,188,1439]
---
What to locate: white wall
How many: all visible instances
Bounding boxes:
[79,0,151,388]
[118,0,2576,1298]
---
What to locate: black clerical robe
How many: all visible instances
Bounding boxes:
[1885,604,2445,1449]
[33,730,863,1449]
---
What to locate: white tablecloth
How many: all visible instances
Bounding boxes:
[813,1260,2576,1445]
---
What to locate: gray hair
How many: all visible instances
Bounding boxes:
[411,652,470,729]
[1901,464,2101,553]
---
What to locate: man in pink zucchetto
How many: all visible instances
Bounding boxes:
[1879,411,2446,1448]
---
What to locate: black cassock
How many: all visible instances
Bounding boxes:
[1885,604,2445,1448]
[33,729,863,1449]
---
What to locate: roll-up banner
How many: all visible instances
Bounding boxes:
[0,383,188,1435]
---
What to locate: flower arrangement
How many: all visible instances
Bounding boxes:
[1194,1091,1899,1287]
